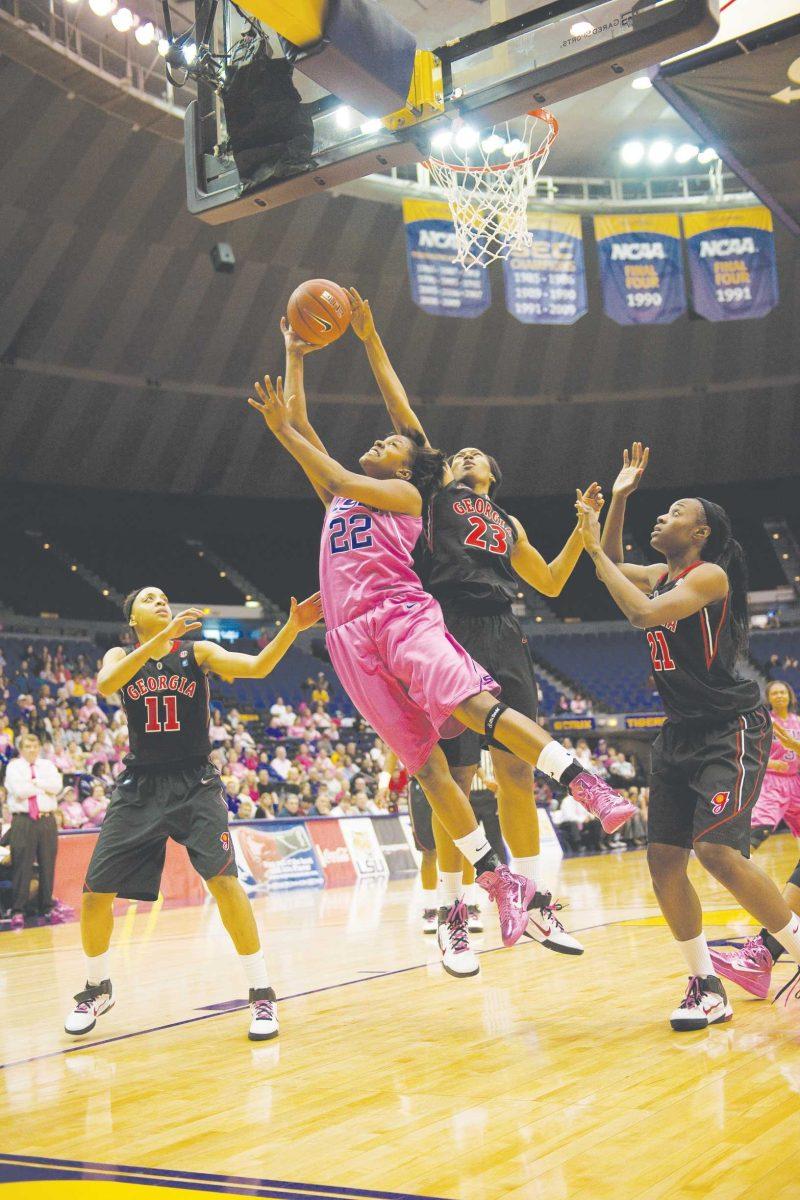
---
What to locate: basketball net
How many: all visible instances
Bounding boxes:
[425,109,558,270]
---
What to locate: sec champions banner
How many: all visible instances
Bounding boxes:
[683,206,779,321]
[593,213,686,325]
[403,197,491,317]
[503,213,587,325]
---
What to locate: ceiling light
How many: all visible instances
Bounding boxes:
[102,588,110,596]
[111,7,134,31]
[43,542,50,550]
[245,599,260,608]
[135,20,155,45]
[430,129,452,152]
[570,20,594,36]
[455,124,479,150]
[335,106,353,130]
[157,36,169,55]
[631,76,652,90]
[63,0,80,5]
[88,0,117,15]
[182,41,197,65]
[698,147,719,164]
[535,615,543,623]
[648,139,673,165]
[620,140,645,166]
[219,571,227,578]
[360,118,382,134]
[481,133,504,154]
[70,564,78,572]
[773,532,780,539]
[674,142,699,164]
[782,553,790,560]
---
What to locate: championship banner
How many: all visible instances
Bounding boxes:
[503,213,587,325]
[593,213,686,324]
[338,816,389,878]
[682,206,779,321]
[403,197,491,317]
[371,814,417,878]
[307,817,357,888]
[231,821,324,892]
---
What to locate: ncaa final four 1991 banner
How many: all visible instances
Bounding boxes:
[682,206,779,321]
[593,213,686,325]
[503,213,587,325]
[403,198,491,318]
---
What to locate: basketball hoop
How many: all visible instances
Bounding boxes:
[425,109,559,270]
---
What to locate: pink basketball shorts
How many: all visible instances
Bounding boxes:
[325,593,499,775]
[751,773,800,837]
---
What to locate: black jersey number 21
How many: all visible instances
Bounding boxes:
[647,630,676,672]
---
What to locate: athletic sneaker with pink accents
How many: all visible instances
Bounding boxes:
[477,863,537,946]
[710,937,774,1000]
[568,772,637,835]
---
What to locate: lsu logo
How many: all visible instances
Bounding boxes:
[710,791,730,816]
[220,831,231,852]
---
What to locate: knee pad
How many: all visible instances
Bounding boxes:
[789,859,800,890]
[750,825,772,850]
[484,702,508,742]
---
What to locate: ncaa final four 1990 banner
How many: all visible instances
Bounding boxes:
[682,206,779,321]
[503,213,587,325]
[403,198,491,318]
[593,213,686,325]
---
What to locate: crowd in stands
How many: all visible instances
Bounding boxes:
[0,638,648,859]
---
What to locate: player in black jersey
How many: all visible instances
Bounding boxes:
[64,583,322,1042]
[329,289,637,963]
[576,443,800,1030]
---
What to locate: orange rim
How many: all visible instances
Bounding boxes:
[425,108,559,175]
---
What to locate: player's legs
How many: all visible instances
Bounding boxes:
[491,749,539,862]
[693,842,794,938]
[429,804,479,978]
[647,842,702,941]
[408,780,438,930]
[206,874,261,955]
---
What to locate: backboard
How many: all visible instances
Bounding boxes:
[185,0,720,225]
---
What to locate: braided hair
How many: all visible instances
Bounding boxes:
[695,498,749,658]
[402,429,447,505]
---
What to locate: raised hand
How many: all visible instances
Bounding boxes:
[280,315,317,357]
[347,286,376,341]
[248,375,292,434]
[578,481,605,514]
[152,608,204,656]
[575,491,602,553]
[287,591,324,631]
[612,442,650,497]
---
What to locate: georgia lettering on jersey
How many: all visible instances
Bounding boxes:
[646,563,759,723]
[421,482,518,614]
[122,639,212,766]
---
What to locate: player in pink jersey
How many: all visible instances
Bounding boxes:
[248,370,631,974]
[712,681,800,1004]
[750,681,800,848]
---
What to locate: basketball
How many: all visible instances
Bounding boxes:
[287,278,352,347]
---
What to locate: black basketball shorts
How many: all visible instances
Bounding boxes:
[438,608,539,769]
[84,761,237,901]
[648,706,772,856]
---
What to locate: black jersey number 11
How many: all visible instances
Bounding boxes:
[144,695,182,732]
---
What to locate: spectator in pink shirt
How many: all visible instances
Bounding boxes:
[60,789,88,830]
[82,782,110,827]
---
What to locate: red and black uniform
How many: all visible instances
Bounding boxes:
[85,640,236,900]
[646,562,771,854]
[417,481,538,767]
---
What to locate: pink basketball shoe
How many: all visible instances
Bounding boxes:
[569,772,637,834]
[709,937,773,1000]
[477,864,537,946]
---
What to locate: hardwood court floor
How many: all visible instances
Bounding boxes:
[3,838,800,1200]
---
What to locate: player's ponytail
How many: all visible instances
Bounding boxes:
[696,498,749,659]
[404,430,447,504]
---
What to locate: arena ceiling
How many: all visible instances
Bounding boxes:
[1,51,799,502]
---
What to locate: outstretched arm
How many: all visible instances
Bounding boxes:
[196,593,323,682]
[577,499,728,628]
[510,483,603,596]
[96,609,205,697]
[281,320,332,506]
[348,288,430,445]
[600,442,663,593]
[248,375,422,515]
[774,724,800,756]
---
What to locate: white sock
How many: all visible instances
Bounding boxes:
[85,951,110,986]
[511,855,540,886]
[438,872,463,909]
[422,887,438,909]
[239,949,270,991]
[453,823,492,866]
[772,913,800,962]
[677,933,714,978]
[463,882,479,907]
[537,740,582,783]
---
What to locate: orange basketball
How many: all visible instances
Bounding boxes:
[287,279,352,347]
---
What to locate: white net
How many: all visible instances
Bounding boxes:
[425,110,558,270]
